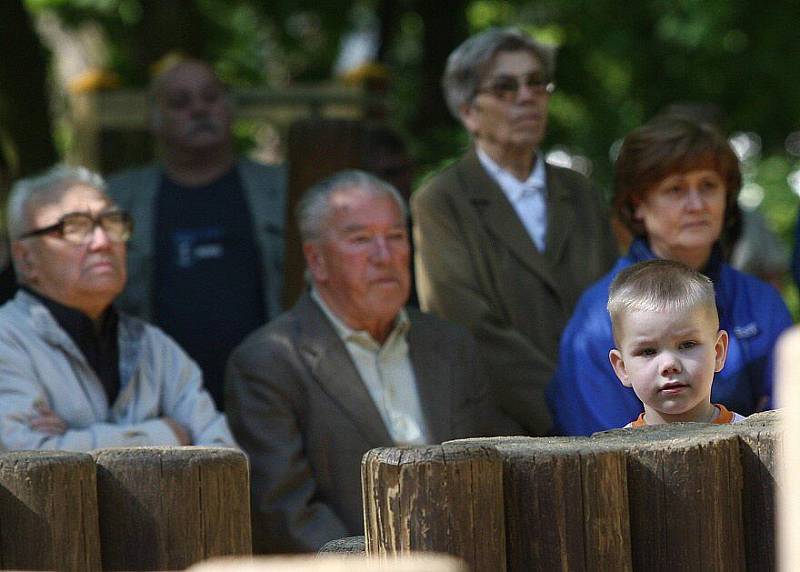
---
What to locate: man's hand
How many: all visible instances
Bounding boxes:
[28,401,67,436]
[163,417,191,445]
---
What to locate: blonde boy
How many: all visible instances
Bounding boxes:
[607,259,745,427]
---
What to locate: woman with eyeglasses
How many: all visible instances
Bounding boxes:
[411,27,617,436]
[546,114,793,435]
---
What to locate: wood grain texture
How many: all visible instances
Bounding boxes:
[0,450,101,571]
[92,446,251,571]
[448,436,631,572]
[729,410,781,571]
[362,443,505,572]
[591,426,745,572]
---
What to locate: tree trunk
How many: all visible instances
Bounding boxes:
[0,0,58,177]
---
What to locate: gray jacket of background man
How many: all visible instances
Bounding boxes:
[106,158,286,321]
[0,291,235,451]
[412,147,617,436]
[225,292,494,554]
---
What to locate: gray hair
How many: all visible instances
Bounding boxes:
[7,164,106,241]
[607,259,718,345]
[296,169,408,243]
[442,27,556,120]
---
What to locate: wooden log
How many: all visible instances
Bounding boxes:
[591,425,746,572]
[0,450,101,571]
[318,536,366,555]
[92,446,251,571]
[725,410,781,571]
[186,554,468,571]
[362,443,505,572]
[448,436,631,572]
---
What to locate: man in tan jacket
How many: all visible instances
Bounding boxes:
[412,28,617,435]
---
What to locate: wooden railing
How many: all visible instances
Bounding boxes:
[361,411,780,572]
[0,446,250,571]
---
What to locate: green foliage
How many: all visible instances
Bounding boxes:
[16,0,800,300]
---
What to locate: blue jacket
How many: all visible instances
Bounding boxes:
[546,239,793,436]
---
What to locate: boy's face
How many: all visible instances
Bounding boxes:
[609,306,728,424]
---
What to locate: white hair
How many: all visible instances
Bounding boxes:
[7,164,106,241]
[442,27,556,120]
[296,169,408,243]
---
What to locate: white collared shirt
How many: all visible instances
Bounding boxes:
[476,146,548,251]
[311,289,430,446]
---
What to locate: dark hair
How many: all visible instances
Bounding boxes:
[613,115,741,239]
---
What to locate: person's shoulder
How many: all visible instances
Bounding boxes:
[720,263,789,311]
[577,260,624,307]
[563,258,626,336]
[236,157,286,180]
[407,307,472,343]
[230,302,310,361]
[413,153,470,203]
[0,295,32,337]
[106,163,160,188]
[545,162,599,197]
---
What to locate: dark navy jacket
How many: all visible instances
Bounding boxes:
[546,239,793,436]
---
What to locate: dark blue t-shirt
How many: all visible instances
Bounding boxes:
[153,168,266,409]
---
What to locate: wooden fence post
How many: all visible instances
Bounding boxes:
[592,426,746,572]
[362,443,505,572]
[726,411,781,571]
[448,436,631,572]
[92,446,251,571]
[0,450,101,571]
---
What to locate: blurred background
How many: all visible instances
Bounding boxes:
[2,0,799,310]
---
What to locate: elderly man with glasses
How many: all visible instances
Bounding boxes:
[0,165,234,451]
[412,27,618,436]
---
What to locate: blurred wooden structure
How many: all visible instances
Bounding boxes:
[777,326,800,570]
[362,413,782,572]
[68,85,380,174]
[187,554,468,571]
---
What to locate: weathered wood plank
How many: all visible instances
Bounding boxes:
[591,426,745,572]
[0,450,101,571]
[448,436,631,572]
[92,446,250,571]
[362,443,505,572]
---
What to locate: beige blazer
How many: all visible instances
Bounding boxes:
[225,293,494,554]
[412,148,617,435]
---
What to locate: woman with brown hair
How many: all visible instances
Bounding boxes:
[546,114,792,435]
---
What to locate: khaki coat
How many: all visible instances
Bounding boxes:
[412,148,617,435]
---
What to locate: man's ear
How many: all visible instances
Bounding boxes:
[11,240,34,282]
[714,329,730,373]
[609,349,631,387]
[302,241,326,283]
[458,102,479,135]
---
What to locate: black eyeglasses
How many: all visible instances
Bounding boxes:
[19,210,133,245]
[475,73,556,102]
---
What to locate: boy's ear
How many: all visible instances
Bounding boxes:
[609,349,631,387]
[714,330,729,373]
